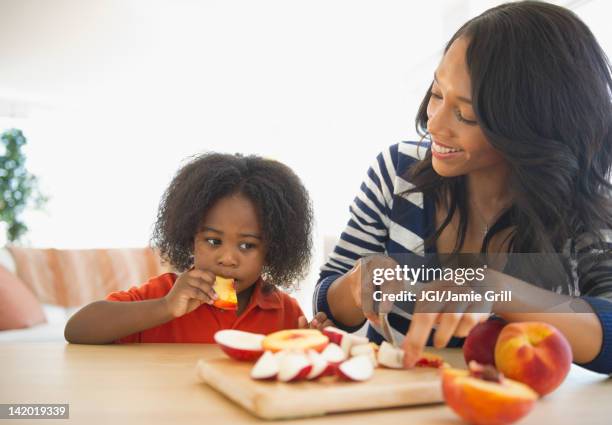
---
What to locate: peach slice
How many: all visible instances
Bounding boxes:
[320,343,347,376]
[494,322,572,396]
[262,329,329,353]
[277,351,312,382]
[306,349,329,380]
[250,351,279,380]
[322,326,369,355]
[350,344,378,367]
[415,352,448,369]
[320,343,346,363]
[378,343,448,369]
[340,334,369,356]
[212,276,237,310]
[337,355,374,381]
[214,329,264,361]
[377,341,405,369]
[442,366,538,425]
[322,326,347,345]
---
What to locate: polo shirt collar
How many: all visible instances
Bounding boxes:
[250,276,282,310]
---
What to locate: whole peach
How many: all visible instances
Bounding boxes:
[494,322,572,396]
[463,319,507,366]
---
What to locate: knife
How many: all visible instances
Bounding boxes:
[378,312,399,347]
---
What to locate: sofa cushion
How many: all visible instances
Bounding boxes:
[0,265,46,330]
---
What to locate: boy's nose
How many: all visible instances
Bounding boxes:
[217,249,238,268]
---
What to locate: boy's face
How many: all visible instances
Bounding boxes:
[193,193,266,293]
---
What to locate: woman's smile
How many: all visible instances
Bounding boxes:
[431,139,464,160]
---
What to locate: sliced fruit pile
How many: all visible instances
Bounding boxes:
[214,326,447,384]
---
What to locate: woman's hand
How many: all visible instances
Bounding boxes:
[401,279,492,368]
[164,269,218,318]
[402,311,489,367]
[298,312,334,330]
[345,254,405,324]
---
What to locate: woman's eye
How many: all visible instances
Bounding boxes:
[430,89,477,126]
[206,238,221,246]
[454,110,478,125]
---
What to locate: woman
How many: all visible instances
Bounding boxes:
[314,1,612,374]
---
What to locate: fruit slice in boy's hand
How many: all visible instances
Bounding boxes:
[212,276,238,310]
[164,269,218,318]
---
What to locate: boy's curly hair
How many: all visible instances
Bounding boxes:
[151,152,313,290]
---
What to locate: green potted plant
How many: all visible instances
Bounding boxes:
[0,129,47,243]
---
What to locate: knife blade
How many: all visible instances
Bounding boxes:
[378,312,399,347]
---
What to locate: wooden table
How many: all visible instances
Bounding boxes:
[0,343,610,424]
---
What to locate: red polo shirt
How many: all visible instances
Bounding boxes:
[105,273,304,343]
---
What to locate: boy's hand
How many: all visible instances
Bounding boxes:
[164,269,218,318]
[297,312,334,330]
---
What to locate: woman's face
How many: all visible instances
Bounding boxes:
[427,37,506,177]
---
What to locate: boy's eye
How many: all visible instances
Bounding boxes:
[206,238,221,246]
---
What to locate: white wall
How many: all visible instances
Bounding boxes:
[0,0,610,312]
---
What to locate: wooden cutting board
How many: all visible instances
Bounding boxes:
[196,356,447,420]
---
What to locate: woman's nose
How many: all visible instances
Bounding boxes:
[427,100,453,138]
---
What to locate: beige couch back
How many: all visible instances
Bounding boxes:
[6,246,173,307]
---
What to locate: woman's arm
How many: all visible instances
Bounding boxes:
[314,145,404,330]
[326,270,365,327]
[500,311,602,363]
[400,268,611,372]
[326,254,405,327]
[491,271,604,364]
[499,233,612,370]
[64,299,173,344]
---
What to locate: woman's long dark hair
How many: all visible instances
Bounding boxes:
[409,1,612,258]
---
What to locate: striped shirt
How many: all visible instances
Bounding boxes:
[314,141,612,374]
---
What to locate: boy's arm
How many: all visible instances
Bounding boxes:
[64,298,173,344]
[65,269,218,344]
